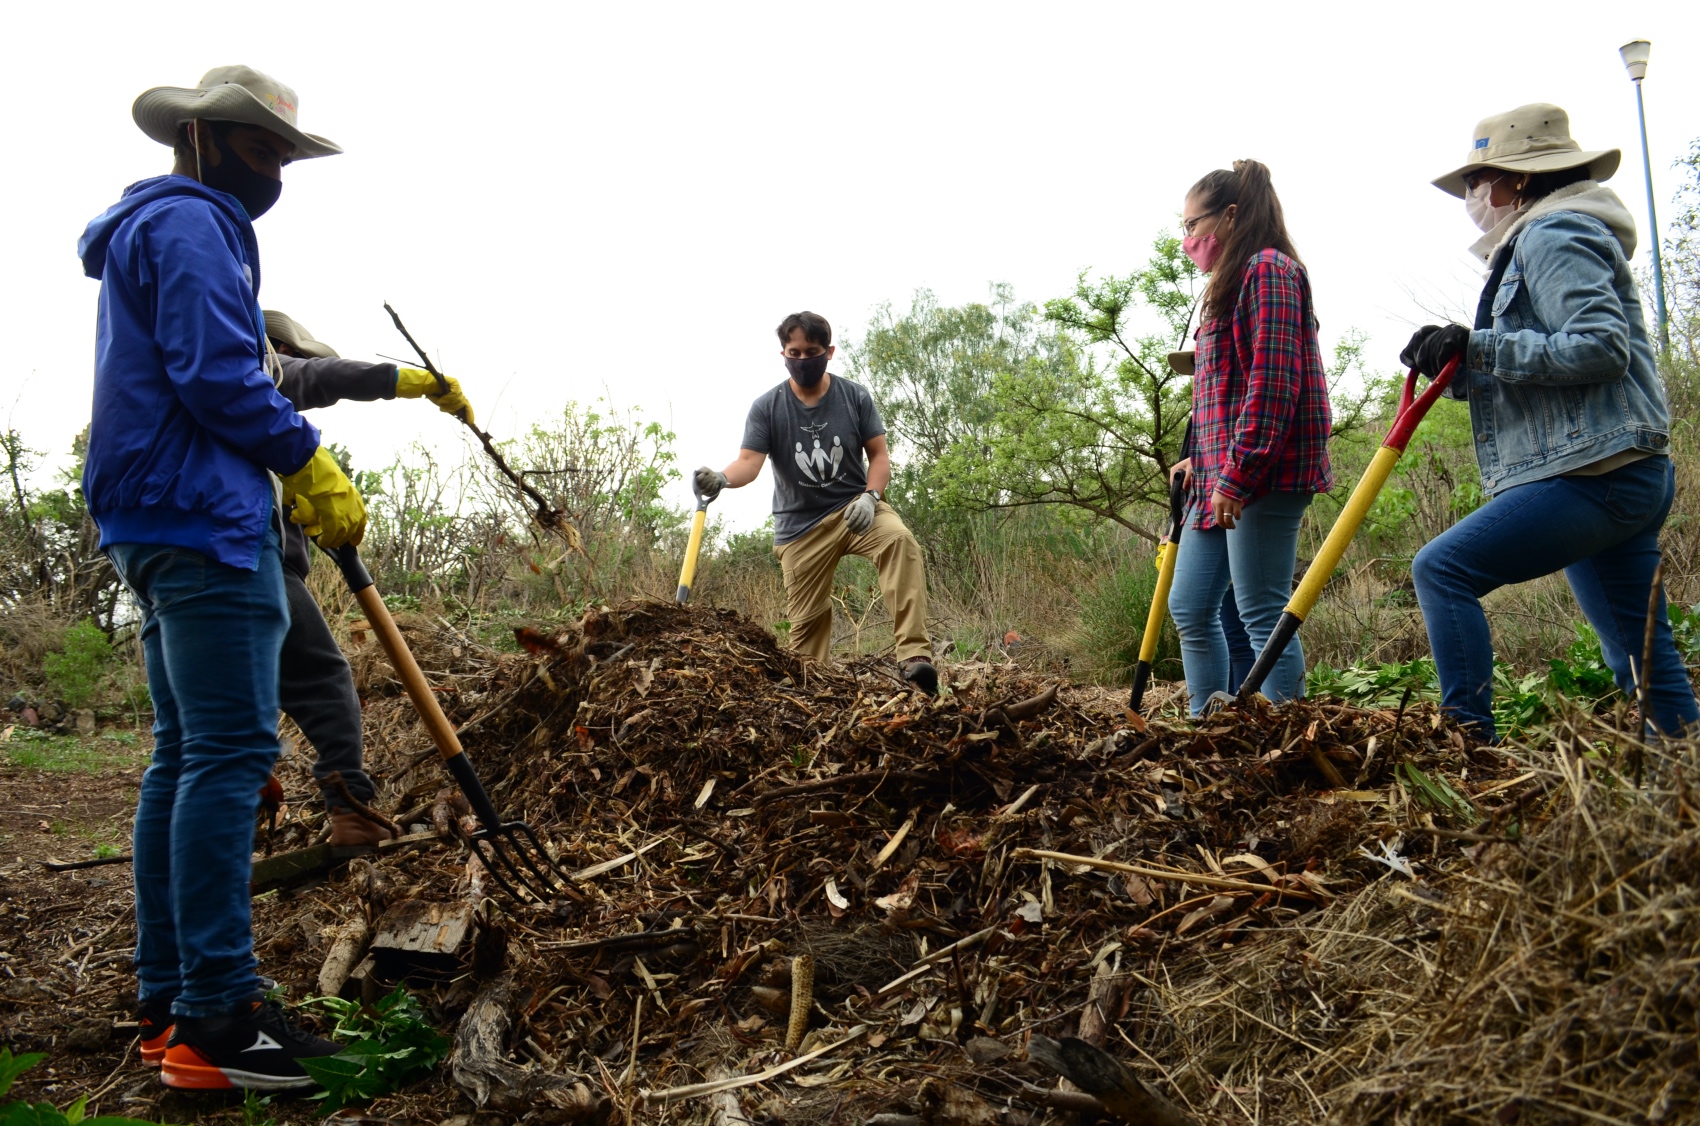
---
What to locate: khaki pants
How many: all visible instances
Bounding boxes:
[774,501,932,664]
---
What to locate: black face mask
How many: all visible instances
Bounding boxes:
[785,352,830,388]
[198,124,283,220]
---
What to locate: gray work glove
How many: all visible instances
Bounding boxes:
[694,466,729,500]
[843,491,877,535]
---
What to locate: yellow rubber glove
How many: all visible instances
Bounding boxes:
[396,367,475,426]
[280,447,367,549]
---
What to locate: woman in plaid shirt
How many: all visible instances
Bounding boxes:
[1167,160,1334,714]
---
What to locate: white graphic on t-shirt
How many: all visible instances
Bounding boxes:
[793,422,848,488]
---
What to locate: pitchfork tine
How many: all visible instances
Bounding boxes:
[473,832,551,902]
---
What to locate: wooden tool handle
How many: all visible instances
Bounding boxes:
[354,585,463,762]
[332,545,463,762]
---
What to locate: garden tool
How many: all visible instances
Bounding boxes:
[1234,357,1462,703]
[330,544,570,902]
[675,476,714,603]
[1129,469,1189,714]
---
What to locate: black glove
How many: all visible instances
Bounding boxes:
[1399,324,1469,379]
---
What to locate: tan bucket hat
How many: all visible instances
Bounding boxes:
[263,311,340,359]
[1167,351,1195,377]
[1432,102,1617,198]
[133,66,342,160]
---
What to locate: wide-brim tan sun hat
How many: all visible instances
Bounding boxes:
[1432,102,1617,198]
[263,311,340,359]
[133,65,342,160]
[1167,351,1196,377]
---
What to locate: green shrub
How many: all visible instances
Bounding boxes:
[1073,551,1179,685]
[41,620,112,708]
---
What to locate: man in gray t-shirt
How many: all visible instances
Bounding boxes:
[695,311,936,693]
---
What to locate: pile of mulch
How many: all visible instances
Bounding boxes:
[4,600,1695,1126]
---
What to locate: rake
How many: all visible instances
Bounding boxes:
[331,544,570,902]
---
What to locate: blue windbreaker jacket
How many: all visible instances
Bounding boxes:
[77,175,321,570]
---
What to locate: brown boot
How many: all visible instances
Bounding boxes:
[328,811,395,848]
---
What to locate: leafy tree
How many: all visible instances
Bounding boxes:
[847,285,1056,558]
[936,232,1201,541]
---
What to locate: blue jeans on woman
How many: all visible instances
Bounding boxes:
[107,524,288,1018]
[1413,456,1697,741]
[1169,491,1312,715]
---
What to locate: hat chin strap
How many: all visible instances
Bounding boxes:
[191,119,203,184]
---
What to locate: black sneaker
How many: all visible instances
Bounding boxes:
[900,656,939,695]
[138,997,174,1066]
[160,998,341,1091]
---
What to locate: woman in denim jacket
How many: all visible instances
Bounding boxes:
[1404,103,1697,740]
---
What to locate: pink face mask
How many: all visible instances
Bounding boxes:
[1183,233,1223,274]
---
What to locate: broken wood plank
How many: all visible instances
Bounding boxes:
[369,899,474,975]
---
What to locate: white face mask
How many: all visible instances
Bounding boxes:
[1465,176,1520,233]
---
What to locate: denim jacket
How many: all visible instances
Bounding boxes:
[1452,182,1669,495]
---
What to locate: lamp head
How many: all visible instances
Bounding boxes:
[1620,39,1651,82]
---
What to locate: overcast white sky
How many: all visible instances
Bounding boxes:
[3,1,1697,535]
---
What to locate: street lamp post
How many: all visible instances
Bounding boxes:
[1619,39,1670,353]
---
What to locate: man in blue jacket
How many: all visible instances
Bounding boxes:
[78,66,361,1093]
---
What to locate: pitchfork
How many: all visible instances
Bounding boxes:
[331,544,571,902]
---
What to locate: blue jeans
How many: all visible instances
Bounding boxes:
[1413,456,1697,741]
[1169,491,1312,715]
[1220,590,1255,693]
[107,525,288,1017]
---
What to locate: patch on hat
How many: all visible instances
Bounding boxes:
[1474,137,1490,149]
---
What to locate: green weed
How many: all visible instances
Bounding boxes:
[1396,762,1481,825]
[297,987,450,1114]
[239,1090,276,1126]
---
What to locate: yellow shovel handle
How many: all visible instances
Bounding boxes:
[676,507,708,603]
[1284,445,1400,621]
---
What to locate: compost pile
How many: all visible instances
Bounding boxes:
[242,599,1694,1125]
[9,600,1696,1126]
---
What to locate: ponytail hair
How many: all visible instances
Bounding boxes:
[1191,159,1302,320]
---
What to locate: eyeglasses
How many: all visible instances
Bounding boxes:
[1183,209,1220,236]
[1462,169,1503,192]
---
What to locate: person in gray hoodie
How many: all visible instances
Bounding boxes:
[262,311,472,845]
[1401,103,1697,741]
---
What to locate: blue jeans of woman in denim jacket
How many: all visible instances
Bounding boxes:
[1414,191,1697,739]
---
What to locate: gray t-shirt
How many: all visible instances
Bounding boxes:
[741,374,886,545]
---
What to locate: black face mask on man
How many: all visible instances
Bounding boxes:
[785,352,830,388]
[194,122,283,220]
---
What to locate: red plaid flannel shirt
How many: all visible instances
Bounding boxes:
[1188,249,1333,529]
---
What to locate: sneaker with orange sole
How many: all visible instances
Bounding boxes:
[160,998,341,1091]
[137,998,174,1065]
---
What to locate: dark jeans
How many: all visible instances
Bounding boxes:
[281,569,372,806]
[108,526,287,1017]
[1413,456,1698,741]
